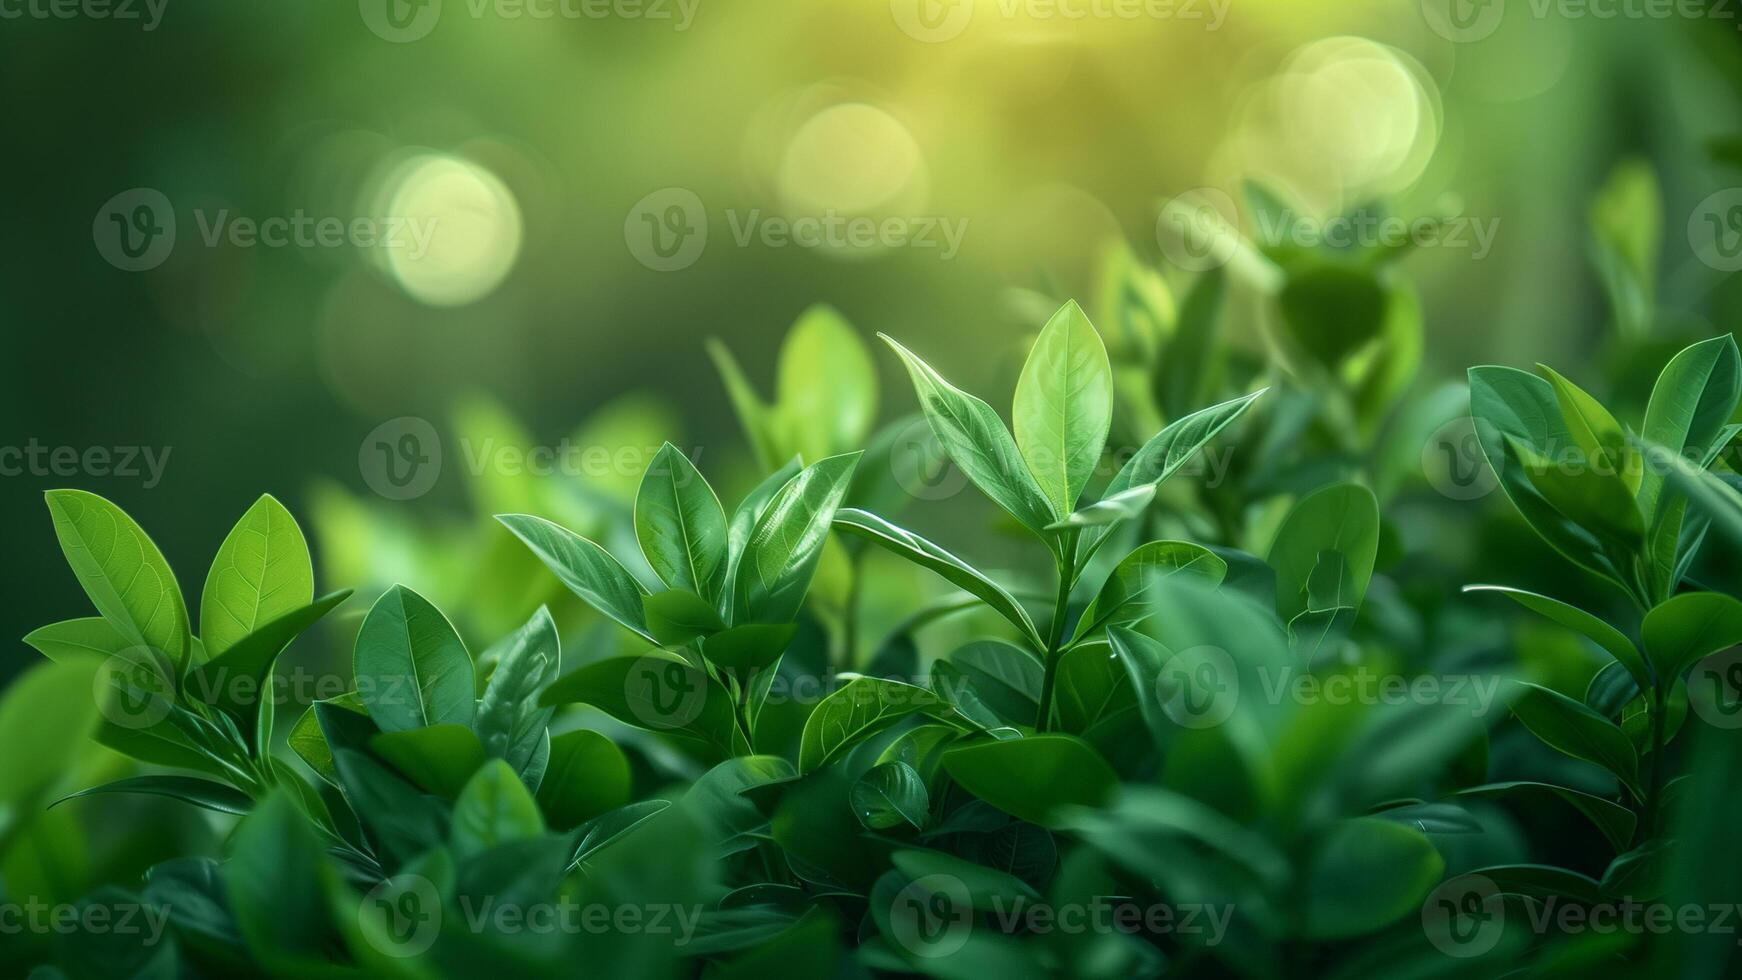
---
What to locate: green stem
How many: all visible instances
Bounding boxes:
[1035,541,1077,733]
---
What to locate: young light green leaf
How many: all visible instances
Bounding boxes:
[832,508,1043,649]
[635,443,729,602]
[799,675,949,774]
[497,513,653,641]
[851,761,930,830]
[733,452,861,624]
[707,338,780,471]
[451,759,545,859]
[775,304,878,463]
[1464,584,1649,689]
[1013,301,1113,518]
[1537,365,1638,495]
[1075,541,1227,640]
[353,585,475,734]
[880,334,1056,536]
[45,489,190,667]
[199,494,314,661]
[187,590,351,723]
[22,617,133,665]
[475,606,561,774]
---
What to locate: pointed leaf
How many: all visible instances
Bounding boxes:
[475,605,562,772]
[635,443,730,602]
[45,489,190,666]
[199,494,314,660]
[353,585,475,733]
[1641,591,1742,683]
[498,513,652,641]
[1465,585,1648,689]
[733,453,861,624]
[1013,301,1114,517]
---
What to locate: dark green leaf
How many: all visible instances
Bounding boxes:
[497,513,653,641]
[352,585,474,733]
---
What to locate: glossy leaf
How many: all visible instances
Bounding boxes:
[55,775,252,816]
[643,589,727,646]
[474,605,561,773]
[1465,584,1649,689]
[851,762,930,831]
[798,675,948,773]
[1639,335,1742,520]
[22,616,133,665]
[353,585,475,734]
[498,513,653,641]
[733,452,860,624]
[634,443,729,602]
[702,622,797,671]
[1510,681,1641,797]
[1012,300,1113,518]
[881,334,1056,535]
[1641,591,1742,683]
[1076,540,1227,639]
[941,735,1117,828]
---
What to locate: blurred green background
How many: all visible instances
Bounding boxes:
[6,0,1742,671]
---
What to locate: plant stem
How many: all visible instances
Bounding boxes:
[1035,542,1077,733]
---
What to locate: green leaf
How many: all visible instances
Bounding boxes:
[1537,365,1639,495]
[1588,159,1660,337]
[1464,584,1649,689]
[702,622,797,671]
[45,489,190,667]
[22,617,133,665]
[708,338,780,471]
[733,453,861,624]
[0,660,100,821]
[1081,389,1266,554]
[370,724,487,798]
[1643,435,1742,549]
[941,735,1117,828]
[199,495,314,661]
[851,762,930,830]
[1510,681,1641,797]
[1454,781,1636,852]
[353,585,475,734]
[1469,366,1618,581]
[497,513,653,641]
[799,675,949,774]
[774,304,878,463]
[946,641,1043,723]
[451,759,545,859]
[225,792,345,973]
[332,748,450,864]
[539,651,735,748]
[288,692,364,785]
[537,729,631,831]
[1641,591,1742,683]
[186,590,351,723]
[1076,541,1227,639]
[881,333,1056,535]
[1046,483,1156,531]
[1052,643,1132,734]
[1279,261,1390,367]
[1300,818,1444,940]
[1268,483,1380,624]
[1156,267,1225,420]
[644,589,728,646]
[889,848,1039,908]
[54,775,253,816]
[1640,335,1742,519]
[635,444,729,602]
[474,605,561,774]
[1012,300,1114,518]
[1504,434,1643,547]
[833,508,1043,649]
